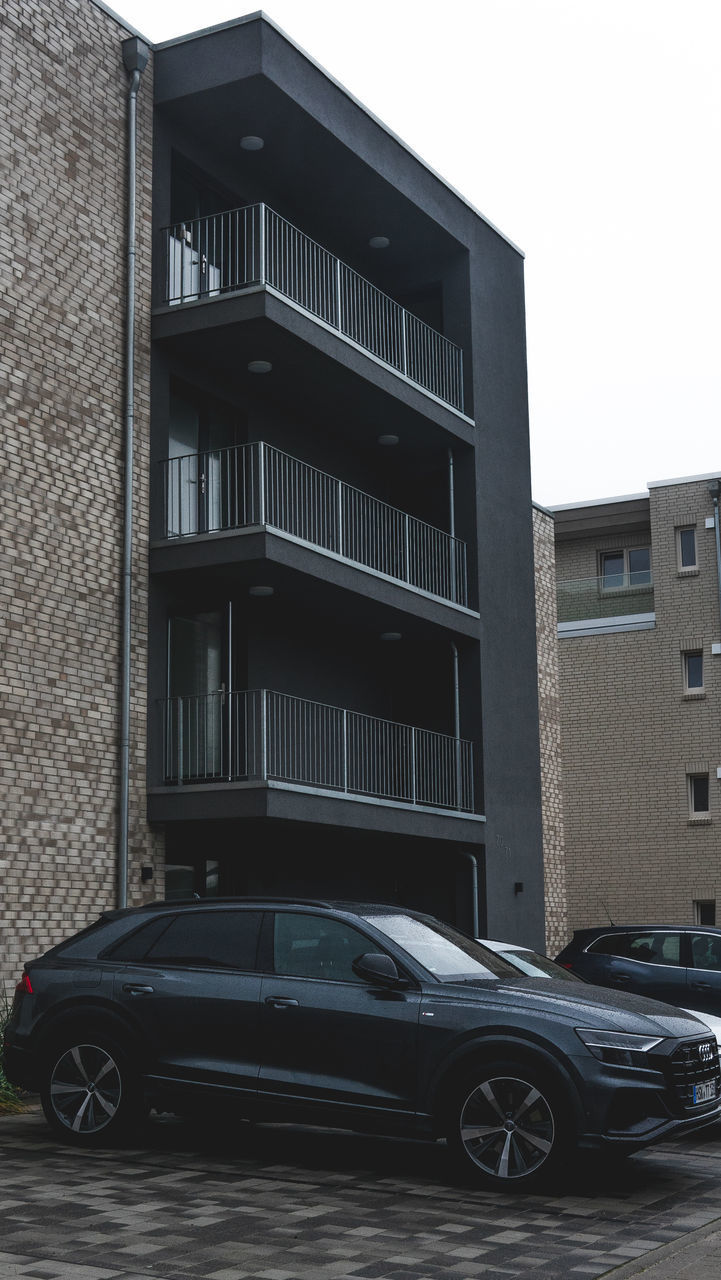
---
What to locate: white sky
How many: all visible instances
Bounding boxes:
[112,0,720,507]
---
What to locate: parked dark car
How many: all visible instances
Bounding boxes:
[5,899,721,1190]
[556,926,721,1017]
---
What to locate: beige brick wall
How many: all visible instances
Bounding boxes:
[557,478,721,936]
[533,506,568,954]
[0,0,162,993]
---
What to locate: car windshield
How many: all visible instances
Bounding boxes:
[364,913,521,981]
[500,948,582,981]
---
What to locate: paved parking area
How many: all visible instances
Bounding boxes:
[2,1107,721,1280]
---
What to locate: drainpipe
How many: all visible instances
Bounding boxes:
[450,640,477,933]
[447,447,455,538]
[450,638,462,803]
[709,481,721,635]
[459,851,479,938]
[118,38,150,909]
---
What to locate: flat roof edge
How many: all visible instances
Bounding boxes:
[153,10,525,258]
[89,0,149,39]
[550,491,649,513]
[647,470,721,489]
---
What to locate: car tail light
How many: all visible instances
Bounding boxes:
[14,973,33,997]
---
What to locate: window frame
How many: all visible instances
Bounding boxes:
[688,772,711,819]
[599,546,651,592]
[683,649,704,694]
[677,525,698,572]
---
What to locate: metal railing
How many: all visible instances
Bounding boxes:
[162,203,464,411]
[557,574,655,623]
[161,440,468,605]
[161,689,474,812]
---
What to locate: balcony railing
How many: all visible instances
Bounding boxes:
[160,440,468,606]
[161,689,474,813]
[557,573,654,623]
[162,203,464,412]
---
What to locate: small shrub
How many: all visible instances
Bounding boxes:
[0,987,25,1114]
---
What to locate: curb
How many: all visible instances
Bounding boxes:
[606,1216,721,1278]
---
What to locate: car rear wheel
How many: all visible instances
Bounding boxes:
[41,1037,140,1146]
[446,1061,572,1189]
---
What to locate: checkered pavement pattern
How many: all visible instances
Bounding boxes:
[1,1109,721,1280]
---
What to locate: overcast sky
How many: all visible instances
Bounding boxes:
[112,0,720,507]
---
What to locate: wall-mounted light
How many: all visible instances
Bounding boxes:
[377,433,399,447]
[248,360,272,374]
[380,631,402,642]
[141,865,154,883]
[241,135,265,151]
[249,585,274,597]
[514,881,524,895]
[369,235,390,249]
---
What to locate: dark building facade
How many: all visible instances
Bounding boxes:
[2,2,545,988]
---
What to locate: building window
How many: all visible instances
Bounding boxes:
[677,526,697,570]
[600,547,651,590]
[689,773,710,818]
[683,650,704,692]
[694,901,716,926]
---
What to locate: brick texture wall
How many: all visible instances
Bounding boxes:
[0,0,162,993]
[533,506,568,954]
[557,478,721,934]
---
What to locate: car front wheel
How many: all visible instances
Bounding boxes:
[41,1037,139,1146]
[446,1061,572,1189]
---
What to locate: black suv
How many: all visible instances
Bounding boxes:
[5,899,721,1189]
[556,926,721,1017]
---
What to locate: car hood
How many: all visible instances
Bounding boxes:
[439,976,713,1038]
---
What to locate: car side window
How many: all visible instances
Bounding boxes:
[587,933,631,958]
[141,910,262,970]
[104,915,176,961]
[691,933,721,971]
[626,931,681,966]
[273,913,371,983]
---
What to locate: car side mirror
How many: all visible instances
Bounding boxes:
[353,952,406,987]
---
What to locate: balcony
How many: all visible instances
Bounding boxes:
[557,574,655,636]
[159,441,468,607]
[161,204,464,412]
[160,689,475,814]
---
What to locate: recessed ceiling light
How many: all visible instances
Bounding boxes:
[380,631,402,641]
[369,235,390,249]
[248,360,272,374]
[377,433,399,446]
[249,585,274,597]
[241,135,264,151]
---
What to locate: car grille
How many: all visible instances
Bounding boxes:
[669,1039,721,1110]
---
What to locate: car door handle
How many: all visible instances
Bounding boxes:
[122,984,154,995]
[690,981,712,990]
[264,996,299,1008]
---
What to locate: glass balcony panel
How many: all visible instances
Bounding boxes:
[557,574,654,623]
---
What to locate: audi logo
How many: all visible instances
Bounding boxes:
[699,1042,715,1062]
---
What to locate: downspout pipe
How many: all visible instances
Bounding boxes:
[450,640,477,932]
[709,481,721,636]
[118,38,150,909]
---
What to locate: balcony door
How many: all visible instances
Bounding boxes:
[167,609,229,781]
[167,388,238,538]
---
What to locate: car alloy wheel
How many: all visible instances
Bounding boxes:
[41,1038,138,1145]
[448,1062,566,1187]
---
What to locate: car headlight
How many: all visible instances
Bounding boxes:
[575,1027,664,1068]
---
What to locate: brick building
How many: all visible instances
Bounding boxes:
[554,473,721,935]
[2,0,546,989]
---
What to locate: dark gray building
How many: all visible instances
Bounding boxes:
[146,13,544,944]
[1,2,545,992]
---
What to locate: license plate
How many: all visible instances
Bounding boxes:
[693,1080,717,1104]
